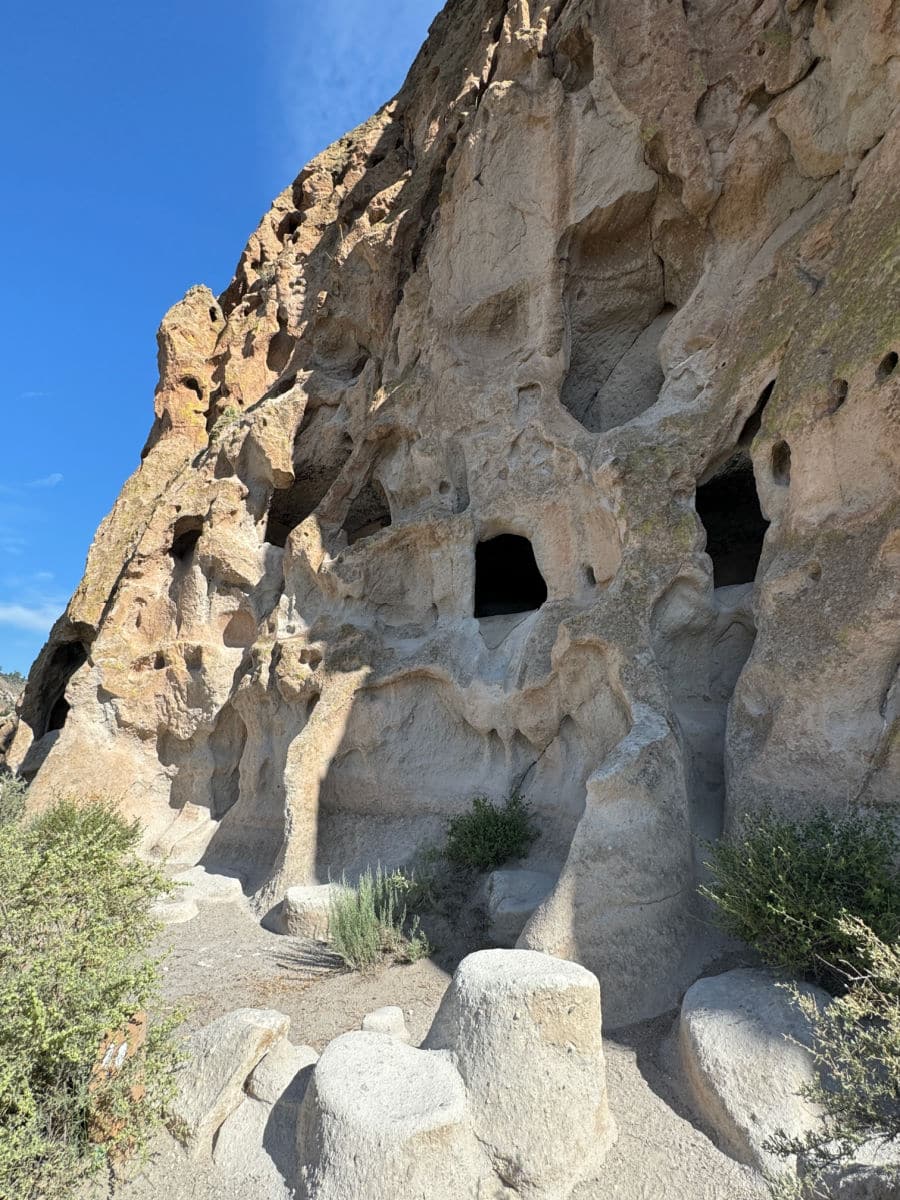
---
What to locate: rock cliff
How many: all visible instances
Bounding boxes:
[9,0,899,1021]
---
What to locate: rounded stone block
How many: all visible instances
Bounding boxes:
[296,1031,486,1200]
[425,948,616,1196]
[360,1005,410,1042]
[280,883,344,940]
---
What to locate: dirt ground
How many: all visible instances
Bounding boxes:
[111,897,767,1200]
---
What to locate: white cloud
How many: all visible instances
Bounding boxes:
[27,473,64,489]
[0,602,62,634]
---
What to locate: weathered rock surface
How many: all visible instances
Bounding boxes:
[170,1007,290,1154]
[484,867,556,946]
[280,882,343,939]
[360,1004,410,1041]
[247,1036,318,1103]
[212,1035,317,1195]
[297,1030,483,1200]
[679,968,829,1172]
[299,948,615,1199]
[9,0,900,1020]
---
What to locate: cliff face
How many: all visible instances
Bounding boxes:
[10,0,899,1021]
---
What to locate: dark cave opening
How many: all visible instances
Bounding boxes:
[170,515,203,561]
[344,479,392,545]
[695,454,769,587]
[264,465,343,548]
[38,641,88,737]
[474,534,547,618]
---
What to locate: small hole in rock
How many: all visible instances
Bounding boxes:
[474,534,547,618]
[878,351,898,380]
[739,380,776,447]
[181,376,203,398]
[771,441,791,486]
[438,481,451,495]
[209,307,218,322]
[154,652,166,670]
[826,378,848,414]
[170,516,203,561]
[344,479,392,545]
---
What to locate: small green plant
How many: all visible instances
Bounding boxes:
[445,793,538,872]
[0,798,179,1196]
[702,807,900,990]
[765,918,900,1198]
[328,866,430,971]
[0,773,27,827]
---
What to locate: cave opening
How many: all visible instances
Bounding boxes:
[474,534,547,618]
[695,454,769,587]
[170,516,203,561]
[344,479,392,545]
[264,466,342,548]
[38,641,88,737]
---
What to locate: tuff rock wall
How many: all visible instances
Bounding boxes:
[8,0,899,1022]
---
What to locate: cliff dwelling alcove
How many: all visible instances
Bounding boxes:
[343,478,392,544]
[169,515,203,561]
[695,454,769,587]
[474,534,547,618]
[22,640,88,743]
[263,420,353,548]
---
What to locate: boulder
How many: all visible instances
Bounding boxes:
[280,883,344,940]
[484,868,556,947]
[360,1005,410,1042]
[170,865,245,908]
[425,948,616,1196]
[296,1031,486,1200]
[170,1007,290,1154]
[212,1095,293,1196]
[247,1037,318,1104]
[679,968,830,1172]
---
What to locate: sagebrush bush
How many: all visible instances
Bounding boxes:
[445,793,538,872]
[702,807,900,990]
[0,799,179,1197]
[766,918,900,1197]
[328,866,430,971]
[0,773,27,826]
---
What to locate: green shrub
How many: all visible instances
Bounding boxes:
[0,799,179,1197]
[0,773,27,827]
[445,793,538,872]
[766,918,900,1197]
[702,807,900,990]
[328,866,430,971]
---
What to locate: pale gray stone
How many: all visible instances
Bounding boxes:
[680,968,830,1172]
[360,1005,410,1042]
[170,1007,290,1155]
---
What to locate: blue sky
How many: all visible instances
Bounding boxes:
[0,0,442,675]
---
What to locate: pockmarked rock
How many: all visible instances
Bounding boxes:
[679,968,829,1172]
[170,1007,290,1155]
[9,0,899,1024]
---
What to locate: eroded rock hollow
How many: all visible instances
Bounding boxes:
[9,0,899,1023]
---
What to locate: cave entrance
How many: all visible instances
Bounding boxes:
[696,453,769,587]
[344,479,391,545]
[474,534,547,618]
[33,641,88,737]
